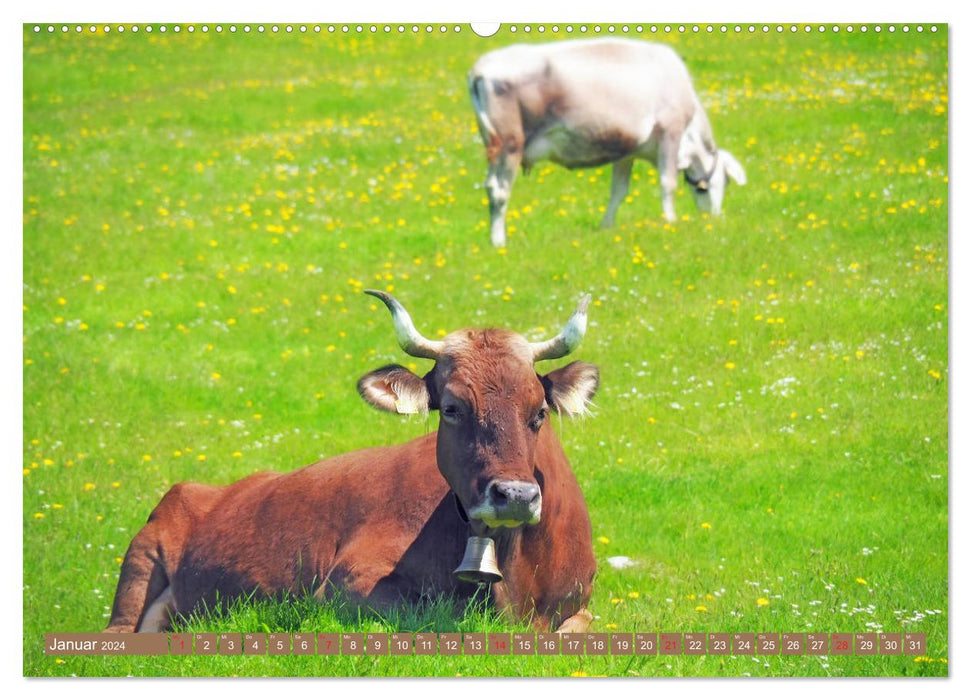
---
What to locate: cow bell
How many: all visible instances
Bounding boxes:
[454,536,503,584]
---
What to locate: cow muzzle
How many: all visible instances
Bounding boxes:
[467,479,542,528]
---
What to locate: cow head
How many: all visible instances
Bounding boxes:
[681,147,747,217]
[358,291,599,531]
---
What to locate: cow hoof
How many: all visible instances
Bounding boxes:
[554,607,593,634]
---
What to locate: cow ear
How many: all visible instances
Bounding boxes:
[358,364,431,415]
[721,150,747,185]
[540,361,600,417]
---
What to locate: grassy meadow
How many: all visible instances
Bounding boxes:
[22,24,948,677]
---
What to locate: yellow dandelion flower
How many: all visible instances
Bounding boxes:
[757,597,769,607]
[33,512,45,519]
[597,536,610,544]
[627,591,640,599]
[701,522,712,530]
[856,577,867,585]
[83,483,95,491]
[695,605,708,612]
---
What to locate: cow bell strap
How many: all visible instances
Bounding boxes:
[453,492,470,523]
[684,151,719,192]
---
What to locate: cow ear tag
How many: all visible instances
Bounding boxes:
[454,536,503,583]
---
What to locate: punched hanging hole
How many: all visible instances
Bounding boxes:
[471,23,501,37]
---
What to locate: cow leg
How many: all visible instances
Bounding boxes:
[554,607,593,634]
[485,150,522,248]
[106,482,220,633]
[318,555,413,620]
[602,157,634,228]
[657,131,682,222]
[105,522,174,633]
[521,575,594,633]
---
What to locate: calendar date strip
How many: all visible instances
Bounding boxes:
[44,631,926,657]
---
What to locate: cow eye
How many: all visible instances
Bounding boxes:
[440,402,464,424]
[529,406,549,431]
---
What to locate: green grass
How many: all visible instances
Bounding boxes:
[23,24,948,677]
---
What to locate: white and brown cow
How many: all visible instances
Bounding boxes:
[469,38,747,246]
[106,291,599,634]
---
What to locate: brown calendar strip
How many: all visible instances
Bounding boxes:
[44,632,927,656]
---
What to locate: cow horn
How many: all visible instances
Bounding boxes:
[366,289,445,360]
[531,294,592,362]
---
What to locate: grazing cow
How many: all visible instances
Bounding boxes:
[469,38,747,246]
[106,291,600,634]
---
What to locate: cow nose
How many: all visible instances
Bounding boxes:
[489,480,541,512]
[488,481,542,522]
[469,479,543,527]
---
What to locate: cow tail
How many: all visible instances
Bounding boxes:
[469,74,500,150]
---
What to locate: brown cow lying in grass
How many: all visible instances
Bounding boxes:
[106,291,600,633]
